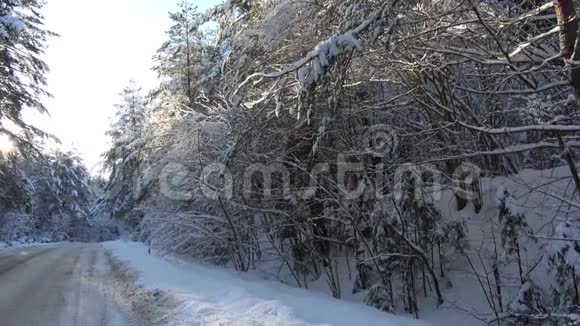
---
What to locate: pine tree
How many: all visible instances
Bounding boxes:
[0,0,55,148]
[506,280,547,324]
[153,0,207,111]
[497,186,530,285]
[100,82,147,226]
[0,149,94,243]
[549,222,580,312]
[29,150,93,239]
[0,152,30,213]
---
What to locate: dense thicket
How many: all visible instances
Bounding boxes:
[0,149,104,242]
[100,0,580,323]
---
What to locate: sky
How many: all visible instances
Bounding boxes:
[24,0,219,173]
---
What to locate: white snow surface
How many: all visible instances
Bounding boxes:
[102,166,580,326]
[0,240,67,251]
[103,240,431,326]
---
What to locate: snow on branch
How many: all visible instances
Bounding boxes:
[0,8,25,40]
[457,121,580,134]
[296,32,362,88]
[456,80,571,95]
[508,26,559,58]
[234,1,399,95]
[406,142,576,165]
[500,1,554,28]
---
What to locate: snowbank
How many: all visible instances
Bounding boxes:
[103,240,431,326]
[0,241,66,252]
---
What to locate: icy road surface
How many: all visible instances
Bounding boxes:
[0,244,128,326]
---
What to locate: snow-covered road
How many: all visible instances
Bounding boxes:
[0,244,127,326]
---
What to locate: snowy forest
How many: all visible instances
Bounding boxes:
[7,0,580,324]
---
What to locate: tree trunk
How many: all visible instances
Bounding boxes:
[555,0,580,104]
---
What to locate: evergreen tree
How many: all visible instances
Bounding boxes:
[0,152,30,213]
[0,0,55,149]
[497,186,530,285]
[153,0,207,111]
[549,222,580,311]
[0,149,95,243]
[28,150,93,239]
[100,82,147,227]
